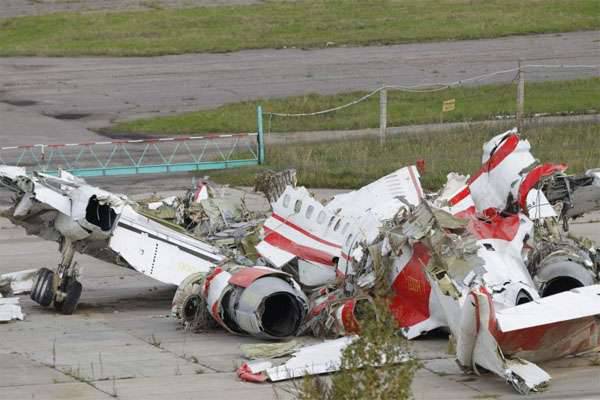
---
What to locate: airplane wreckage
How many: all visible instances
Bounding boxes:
[1,129,600,394]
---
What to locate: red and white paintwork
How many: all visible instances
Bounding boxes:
[192,181,210,203]
[254,129,600,392]
[257,166,424,285]
[446,129,565,220]
[436,130,600,391]
[203,266,232,327]
[387,241,447,339]
[202,265,307,336]
[202,266,276,327]
[306,295,361,336]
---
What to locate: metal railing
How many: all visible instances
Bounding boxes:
[0,132,263,177]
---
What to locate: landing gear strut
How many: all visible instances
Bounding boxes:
[30,238,82,314]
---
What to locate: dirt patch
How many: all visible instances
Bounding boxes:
[3,99,37,107]
[49,112,91,120]
[96,127,160,140]
[76,302,118,314]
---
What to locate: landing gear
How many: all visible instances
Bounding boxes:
[31,267,55,307]
[30,238,83,315]
[54,277,83,314]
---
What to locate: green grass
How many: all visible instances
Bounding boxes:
[110,78,600,135]
[204,122,600,190]
[0,0,599,56]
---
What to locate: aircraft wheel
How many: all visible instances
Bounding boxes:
[31,268,54,307]
[58,280,82,315]
[30,268,49,302]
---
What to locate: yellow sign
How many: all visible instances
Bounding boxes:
[442,99,456,112]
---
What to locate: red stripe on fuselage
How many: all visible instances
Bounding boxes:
[467,134,520,185]
[263,227,336,266]
[271,213,341,249]
[449,186,471,206]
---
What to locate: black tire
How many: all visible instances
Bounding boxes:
[30,271,42,303]
[37,270,55,307]
[54,299,65,313]
[31,268,51,303]
[59,280,82,315]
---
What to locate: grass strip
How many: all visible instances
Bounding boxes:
[110,78,600,135]
[203,122,600,191]
[1,0,599,56]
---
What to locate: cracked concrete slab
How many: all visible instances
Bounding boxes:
[92,372,287,400]
[0,381,115,400]
[0,352,74,387]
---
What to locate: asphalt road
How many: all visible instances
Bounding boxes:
[0,30,599,147]
[0,0,261,19]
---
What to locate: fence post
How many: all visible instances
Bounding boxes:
[516,61,525,131]
[257,105,265,164]
[379,88,387,145]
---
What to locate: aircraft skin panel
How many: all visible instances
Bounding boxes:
[107,206,224,286]
[109,217,222,286]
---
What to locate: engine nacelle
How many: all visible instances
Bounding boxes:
[534,253,596,297]
[173,265,308,339]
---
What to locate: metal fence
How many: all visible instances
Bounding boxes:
[261,64,600,144]
[0,132,264,177]
[251,64,600,189]
[0,106,266,177]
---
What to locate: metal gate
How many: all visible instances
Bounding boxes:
[0,131,263,177]
[1,106,266,177]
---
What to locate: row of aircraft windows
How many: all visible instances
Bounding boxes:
[282,194,354,246]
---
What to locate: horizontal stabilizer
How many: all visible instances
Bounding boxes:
[497,284,600,332]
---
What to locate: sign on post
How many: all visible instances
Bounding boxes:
[442,99,456,113]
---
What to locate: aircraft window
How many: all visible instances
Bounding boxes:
[306,205,315,219]
[342,223,350,234]
[345,234,353,247]
[328,216,335,228]
[283,194,291,208]
[334,219,342,232]
[294,200,302,213]
[317,211,326,224]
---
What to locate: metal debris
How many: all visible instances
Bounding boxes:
[254,169,297,204]
[3,128,600,394]
[0,269,38,296]
[0,167,224,315]
[0,297,24,322]
[240,339,301,360]
[237,335,411,383]
[138,179,265,258]
[230,129,600,393]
